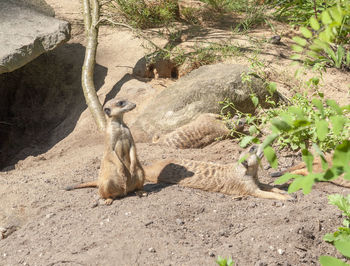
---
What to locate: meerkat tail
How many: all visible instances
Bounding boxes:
[270,171,284,177]
[65,181,98,191]
[144,159,174,183]
[330,178,350,188]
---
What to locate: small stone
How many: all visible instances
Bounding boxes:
[148,247,156,253]
[45,213,55,219]
[269,245,274,251]
[176,219,184,225]
[208,251,215,257]
[254,261,267,266]
[277,249,285,255]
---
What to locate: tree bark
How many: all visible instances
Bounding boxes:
[81,0,106,131]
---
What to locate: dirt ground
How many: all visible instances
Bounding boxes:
[1,1,350,265]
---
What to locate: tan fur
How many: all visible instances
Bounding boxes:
[152,113,245,149]
[65,98,145,205]
[145,145,291,200]
[273,154,350,188]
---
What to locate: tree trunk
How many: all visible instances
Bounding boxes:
[81,0,106,131]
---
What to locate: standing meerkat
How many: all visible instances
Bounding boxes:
[145,145,291,200]
[152,113,245,149]
[65,98,145,205]
[271,154,350,188]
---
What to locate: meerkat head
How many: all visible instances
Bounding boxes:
[240,145,263,171]
[103,98,136,118]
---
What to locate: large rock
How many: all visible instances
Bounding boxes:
[0,1,70,74]
[132,63,278,141]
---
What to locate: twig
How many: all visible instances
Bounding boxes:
[96,18,170,53]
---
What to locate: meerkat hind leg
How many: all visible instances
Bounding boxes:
[252,188,292,200]
[259,183,289,195]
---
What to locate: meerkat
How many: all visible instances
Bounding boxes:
[152,113,245,149]
[271,154,350,188]
[145,145,291,200]
[65,98,145,205]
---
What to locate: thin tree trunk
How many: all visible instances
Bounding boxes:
[81,0,106,131]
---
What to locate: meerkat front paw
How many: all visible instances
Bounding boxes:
[104,198,114,205]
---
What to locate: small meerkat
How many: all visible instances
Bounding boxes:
[65,98,145,205]
[145,145,291,200]
[271,154,350,188]
[152,113,245,149]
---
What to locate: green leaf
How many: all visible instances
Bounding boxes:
[264,146,278,169]
[333,141,350,167]
[302,149,314,173]
[326,99,342,115]
[334,240,350,258]
[312,143,328,170]
[261,133,278,150]
[240,136,254,148]
[300,27,313,38]
[324,233,337,242]
[288,106,304,119]
[321,10,333,25]
[292,44,304,53]
[319,256,349,266]
[310,16,320,31]
[293,36,307,47]
[330,6,343,24]
[330,115,347,136]
[328,194,350,217]
[288,175,317,194]
[290,54,301,60]
[275,173,296,185]
[312,98,325,117]
[267,82,277,94]
[251,94,259,107]
[316,120,329,141]
[271,119,292,132]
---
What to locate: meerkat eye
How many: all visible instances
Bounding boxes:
[249,145,257,153]
[116,100,126,107]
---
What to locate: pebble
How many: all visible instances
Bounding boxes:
[277,249,285,255]
[45,213,55,219]
[148,247,156,253]
[176,219,184,225]
[208,251,215,257]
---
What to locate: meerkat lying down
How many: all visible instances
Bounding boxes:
[65,98,145,205]
[152,113,245,149]
[271,154,350,188]
[145,145,291,200]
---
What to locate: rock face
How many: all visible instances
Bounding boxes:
[0,1,70,74]
[132,63,277,141]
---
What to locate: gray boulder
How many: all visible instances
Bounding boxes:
[132,63,278,141]
[0,1,70,74]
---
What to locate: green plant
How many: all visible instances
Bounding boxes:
[291,2,350,69]
[265,96,350,193]
[319,194,350,266]
[216,256,234,266]
[181,6,200,24]
[114,0,179,28]
[270,0,337,25]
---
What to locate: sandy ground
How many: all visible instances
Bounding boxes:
[1,1,350,265]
